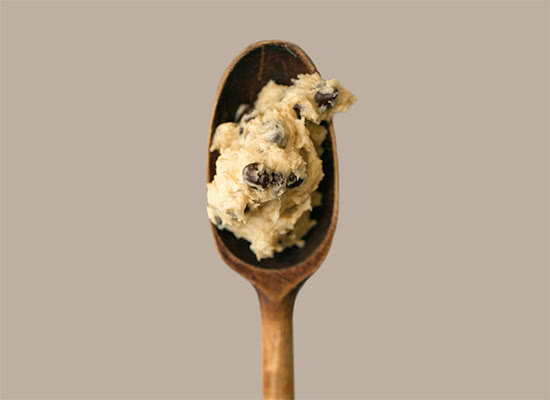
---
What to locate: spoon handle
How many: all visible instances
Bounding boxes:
[257,288,298,400]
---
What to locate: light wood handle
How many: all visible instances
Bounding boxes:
[257,289,298,400]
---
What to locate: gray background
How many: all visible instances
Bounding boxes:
[1,1,548,399]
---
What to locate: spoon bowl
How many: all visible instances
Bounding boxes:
[207,40,340,399]
[207,40,339,298]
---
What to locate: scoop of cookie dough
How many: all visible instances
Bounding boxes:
[207,73,355,260]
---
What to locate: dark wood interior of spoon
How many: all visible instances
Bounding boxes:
[207,41,338,289]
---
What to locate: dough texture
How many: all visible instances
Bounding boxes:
[207,73,355,260]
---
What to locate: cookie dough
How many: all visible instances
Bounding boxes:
[207,73,355,260]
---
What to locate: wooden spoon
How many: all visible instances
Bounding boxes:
[207,40,339,400]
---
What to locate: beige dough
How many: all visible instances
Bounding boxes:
[207,73,355,260]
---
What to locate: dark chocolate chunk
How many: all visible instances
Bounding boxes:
[287,172,304,188]
[293,104,302,119]
[259,173,270,188]
[271,171,286,196]
[271,172,284,187]
[244,205,249,213]
[263,121,286,147]
[287,172,297,186]
[266,128,284,145]
[243,162,271,189]
[314,87,339,110]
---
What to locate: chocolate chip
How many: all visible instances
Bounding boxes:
[314,87,339,110]
[244,205,249,213]
[259,173,270,188]
[271,172,284,186]
[292,177,304,188]
[214,216,222,225]
[264,122,285,146]
[243,162,271,189]
[265,129,285,146]
[239,126,244,135]
[270,172,286,196]
[287,172,304,188]
[287,172,297,186]
[235,104,254,122]
[266,130,284,145]
[293,104,302,119]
